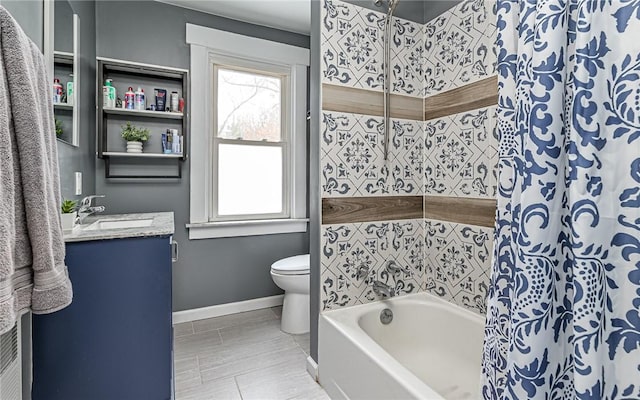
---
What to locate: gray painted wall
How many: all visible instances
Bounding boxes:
[1,0,43,49]
[343,0,460,24]
[424,0,461,22]
[343,0,424,23]
[54,0,73,54]
[95,1,310,312]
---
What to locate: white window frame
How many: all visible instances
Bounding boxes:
[186,24,309,239]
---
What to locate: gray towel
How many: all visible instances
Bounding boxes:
[0,7,72,334]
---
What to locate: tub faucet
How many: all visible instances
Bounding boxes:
[76,195,106,225]
[372,280,394,298]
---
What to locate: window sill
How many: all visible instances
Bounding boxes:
[186,218,308,239]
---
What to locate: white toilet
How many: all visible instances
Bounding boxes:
[270,254,310,334]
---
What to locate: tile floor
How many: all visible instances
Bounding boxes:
[173,307,329,400]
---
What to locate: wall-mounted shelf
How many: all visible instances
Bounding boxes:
[97,57,189,179]
[54,51,73,65]
[54,103,74,110]
[103,107,183,120]
[102,152,183,159]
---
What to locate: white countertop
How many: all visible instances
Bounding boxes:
[63,212,175,243]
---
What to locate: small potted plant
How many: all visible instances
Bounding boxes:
[121,122,150,153]
[55,118,63,137]
[60,199,77,231]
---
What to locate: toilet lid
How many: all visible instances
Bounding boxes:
[271,254,310,275]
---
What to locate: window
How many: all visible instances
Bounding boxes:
[213,66,288,220]
[186,25,309,239]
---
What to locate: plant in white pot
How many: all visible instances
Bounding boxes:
[121,122,150,153]
[60,199,77,231]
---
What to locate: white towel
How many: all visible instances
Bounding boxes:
[0,6,72,334]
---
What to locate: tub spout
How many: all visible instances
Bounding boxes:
[372,280,394,298]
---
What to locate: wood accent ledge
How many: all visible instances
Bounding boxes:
[322,196,497,227]
[424,76,498,121]
[322,196,423,225]
[322,84,423,121]
[424,196,496,228]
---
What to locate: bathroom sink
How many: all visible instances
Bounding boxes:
[82,218,154,231]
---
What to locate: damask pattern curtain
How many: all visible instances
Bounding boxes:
[482,1,640,398]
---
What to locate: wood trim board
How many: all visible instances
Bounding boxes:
[424,196,496,228]
[321,196,497,227]
[322,84,423,121]
[322,196,423,225]
[424,76,498,121]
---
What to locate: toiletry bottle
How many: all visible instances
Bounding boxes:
[125,87,135,110]
[66,81,74,106]
[135,87,145,110]
[171,129,180,153]
[170,91,179,112]
[53,79,63,103]
[166,130,173,154]
[103,79,116,108]
[155,88,167,111]
[162,131,168,153]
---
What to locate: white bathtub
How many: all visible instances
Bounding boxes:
[318,292,485,400]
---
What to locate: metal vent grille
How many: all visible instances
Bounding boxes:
[0,323,21,400]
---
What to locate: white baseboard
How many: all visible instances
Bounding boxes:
[173,294,284,324]
[306,356,318,382]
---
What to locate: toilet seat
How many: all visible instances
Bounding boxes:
[271,254,310,276]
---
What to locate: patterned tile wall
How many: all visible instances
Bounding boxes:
[319,0,498,313]
[321,111,423,197]
[424,106,498,198]
[424,219,493,315]
[321,0,424,97]
[321,219,425,310]
[423,0,497,97]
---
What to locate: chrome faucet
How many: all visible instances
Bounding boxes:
[372,280,394,298]
[76,195,105,225]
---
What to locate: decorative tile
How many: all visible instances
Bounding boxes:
[321,0,424,97]
[321,111,423,197]
[424,106,498,198]
[424,219,493,315]
[321,219,424,310]
[423,0,497,97]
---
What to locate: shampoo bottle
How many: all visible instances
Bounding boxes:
[125,87,135,110]
[103,79,116,108]
[53,79,63,103]
[134,87,145,110]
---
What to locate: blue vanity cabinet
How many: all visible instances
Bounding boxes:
[32,235,173,400]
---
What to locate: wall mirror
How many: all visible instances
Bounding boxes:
[47,0,80,147]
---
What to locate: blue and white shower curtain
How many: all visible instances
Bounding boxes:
[482,1,640,398]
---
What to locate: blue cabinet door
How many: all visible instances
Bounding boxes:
[32,236,172,400]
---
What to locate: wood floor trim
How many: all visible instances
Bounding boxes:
[424,196,496,228]
[322,196,423,225]
[424,76,498,121]
[322,84,423,121]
